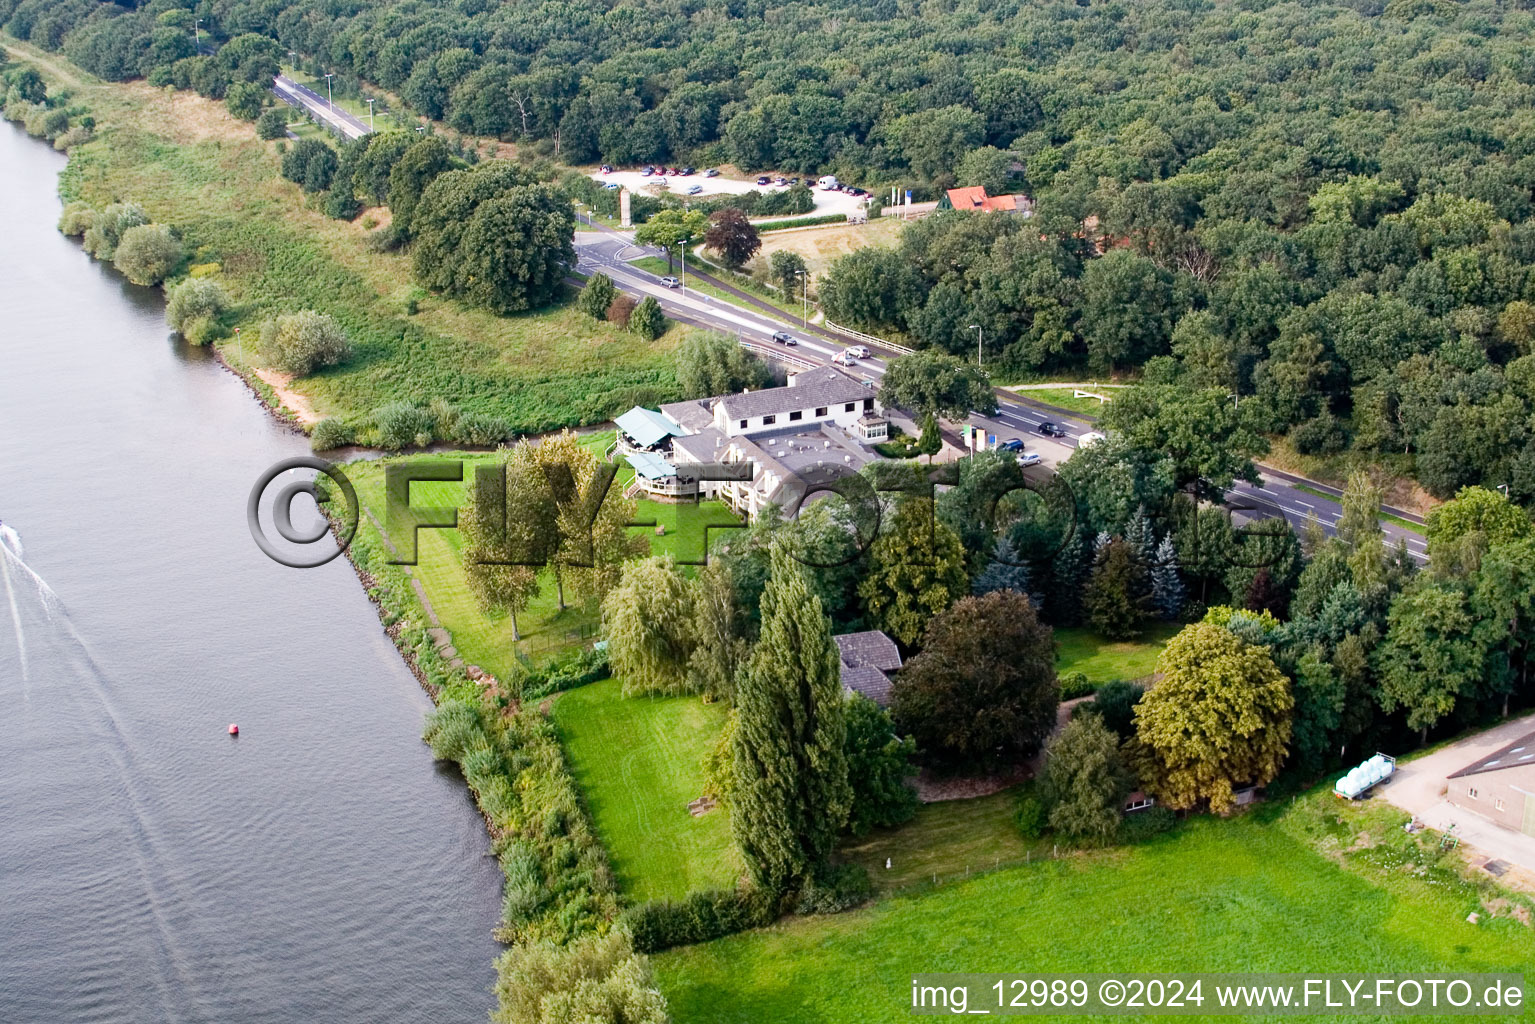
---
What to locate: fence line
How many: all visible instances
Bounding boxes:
[824,319,914,356]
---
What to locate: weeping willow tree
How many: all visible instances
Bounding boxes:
[602,555,696,696]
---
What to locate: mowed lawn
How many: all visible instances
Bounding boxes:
[345,446,743,674]
[655,814,1534,1023]
[553,679,742,901]
[1054,621,1180,685]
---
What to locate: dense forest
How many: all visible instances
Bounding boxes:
[12,0,1535,498]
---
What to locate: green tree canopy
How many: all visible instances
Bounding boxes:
[878,351,998,420]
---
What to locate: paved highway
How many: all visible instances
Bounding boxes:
[573,228,1428,562]
[272,74,371,141]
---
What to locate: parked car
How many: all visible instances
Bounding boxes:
[844,344,870,358]
[705,168,720,177]
[641,165,655,175]
[661,276,680,288]
[602,181,620,190]
[666,166,680,176]
[997,437,1025,452]
[600,164,613,174]
[655,177,667,187]
[1037,421,1068,438]
[756,175,771,185]
[685,183,704,194]
[774,176,789,185]
[771,331,798,346]
[681,167,695,175]
[847,187,867,196]
[788,176,801,185]
[1016,452,1043,467]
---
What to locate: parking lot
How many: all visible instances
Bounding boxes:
[589,168,869,220]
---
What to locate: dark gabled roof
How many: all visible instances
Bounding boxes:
[841,663,893,706]
[835,630,902,672]
[718,369,870,422]
[1448,730,1535,779]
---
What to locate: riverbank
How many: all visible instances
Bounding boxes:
[1,35,683,444]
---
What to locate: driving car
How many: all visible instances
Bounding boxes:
[1037,421,1068,438]
[771,331,798,346]
[1016,452,1043,468]
[686,184,704,194]
[997,438,1025,452]
[661,276,680,288]
[845,345,870,359]
[705,168,719,177]
[756,176,771,185]
[833,351,857,366]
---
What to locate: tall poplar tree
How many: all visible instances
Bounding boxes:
[730,544,851,892]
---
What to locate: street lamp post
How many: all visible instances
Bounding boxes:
[796,270,808,329]
[680,236,688,290]
[366,97,375,132]
[194,18,202,52]
[324,73,335,112]
[968,324,982,367]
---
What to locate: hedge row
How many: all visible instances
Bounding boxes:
[622,885,778,954]
[754,213,850,232]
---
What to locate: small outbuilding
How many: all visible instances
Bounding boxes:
[834,630,903,706]
[1446,729,1535,836]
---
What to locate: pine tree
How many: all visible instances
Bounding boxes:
[730,544,851,891]
[1151,534,1185,620]
[972,536,1032,598]
[1124,504,1155,565]
[1047,531,1089,626]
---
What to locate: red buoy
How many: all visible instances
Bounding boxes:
[228,723,239,736]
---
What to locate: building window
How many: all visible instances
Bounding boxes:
[738,419,747,429]
[1125,796,1155,812]
[863,397,875,411]
[1496,798,1505,811]
[762,414,776,425]
[815,406,828,417]
[844,402,856,412]
[789,410,803,422]
[1468,787,1478,799]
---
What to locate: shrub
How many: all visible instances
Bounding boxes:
[57,201,95,237]
[310,417,355,451]
[492,928,667,1024]
[23,105,67,140]
[1291,410,1349,456]
[165,277,229,339]
[1120,806,1177,843]
[754,213,848,232]
[113,224,182,286]
[52,125,92,150]
[1058,670,1094,701]
[795,863,872,915]
[628,295,666,341]
[259,310,351,375]
[181,316,219,346]
[374,401,436,449]
[225,81,266,121]
[577,273,617,320]
[1077,680,1145,741]
[606,294,637,325]
[453,411,512,446]
[1013,793,1046,839]
[82,202,147,260]
[623,886,777,953]
[255,107,288,140]
[281,137,338,192]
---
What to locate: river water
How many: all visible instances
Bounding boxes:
[0,124,502,1021]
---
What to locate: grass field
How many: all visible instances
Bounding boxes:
[1053,622,1179,684]
[1020,386,1114,417]
[840,790,1045,895]
[746,217,906,283]
[4,38,682,434]
[656,800,1535,1022]
[553,678,742,901]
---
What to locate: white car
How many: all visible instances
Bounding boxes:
[660,276,680,288]
[834,351,858,366]
[846,345,870,359]
[1078,431,1107,447]
[686,184,703,195]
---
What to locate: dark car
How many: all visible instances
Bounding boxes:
[771,331,798,346]
[680,167,695,175]
[997,437,1024,452]
[756,175,771,185]
[788,176,801,185]
[1037,421,1068,438]
[641,165,655,175]
[600,164,613,174]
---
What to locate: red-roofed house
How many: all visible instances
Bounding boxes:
[939,185,1033,215]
